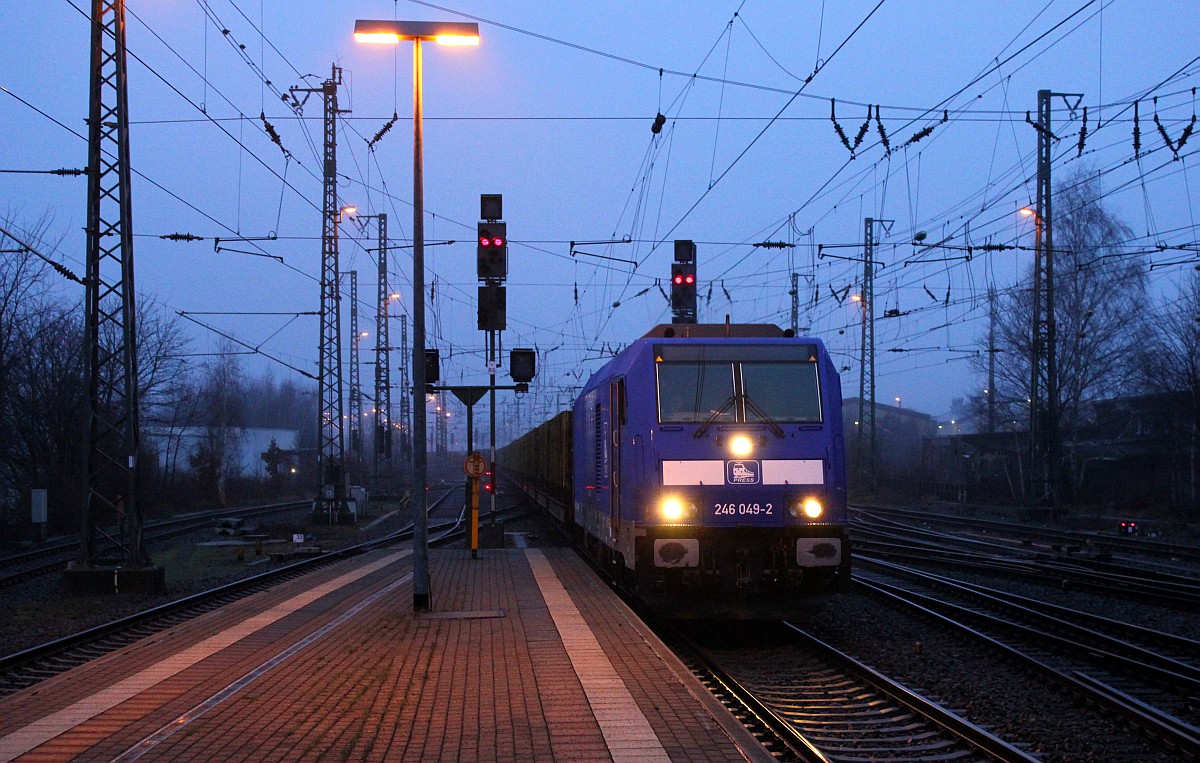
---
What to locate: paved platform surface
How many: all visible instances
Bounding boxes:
[0,546,773,762]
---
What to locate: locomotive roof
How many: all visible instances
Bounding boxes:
[640,323,791,338]
[576,324,824,402]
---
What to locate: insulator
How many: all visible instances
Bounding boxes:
[875,106,890,154]
[831,99,853,153]
[852,105,871,150]
[1177,116,1196,151]
[1154,109,1178,158]
[905,125,934,146]
[1076,106,1088,157]
[368,113,399,149]
[1133,101,1141,154]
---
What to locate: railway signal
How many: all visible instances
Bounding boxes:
[670,262,697,324]
[424,348,440,387]
[477,221,507,280]
[478,283,506,330]
[510,347,536,391]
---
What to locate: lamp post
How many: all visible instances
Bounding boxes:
[354,18,479,611]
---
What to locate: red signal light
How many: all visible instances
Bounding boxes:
[685,274,695,284]
[673,274,683,285]
[479,236,491,247]
[492,236,504,246]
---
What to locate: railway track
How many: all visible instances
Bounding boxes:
[852,515,1200,609]
[0,488,497,699]
[855,555,1200,758]
[0,500,312,589]
[505,480,1034,760]
[665,619,1037,763]
[853,504,1200,571]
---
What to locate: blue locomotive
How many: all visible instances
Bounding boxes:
[504,323,849,616]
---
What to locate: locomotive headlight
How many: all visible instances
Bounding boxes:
[791,497,823,519]
[802,498,823,519]
[729,435,753,457]
[661,497,686,522]
[658,496,696,523]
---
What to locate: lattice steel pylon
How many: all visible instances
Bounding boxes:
[293,65,351,523]
[399,314,411,480]
[1028,89,1080,512]
[855,217,877,493]
[78,0,147,570]
[343,270,362,462]
[374,214,393,478]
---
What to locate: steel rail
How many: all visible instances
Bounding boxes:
[779,620,1040,763]
[852,529,1200,608]
[0,500,312,588]
[852,504,1200,565]
[855,568,1200,757]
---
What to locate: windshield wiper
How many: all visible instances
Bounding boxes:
[743,394,786,438]
[692,394,785,439]
[693,395,736,438]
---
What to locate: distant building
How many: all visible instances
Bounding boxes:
[842,398,937,491]
[145,427,300,478]
[921,392,1198,510]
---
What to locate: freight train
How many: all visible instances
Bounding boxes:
[502,323,849,617]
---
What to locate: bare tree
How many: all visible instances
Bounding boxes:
[0,214,79,534]
[1,212,194,532]
[969,170,1147,497]
[1136,273,1200,515]
[187,346,246,505]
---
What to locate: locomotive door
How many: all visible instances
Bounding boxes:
[608,378,625,539]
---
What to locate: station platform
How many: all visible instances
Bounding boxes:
[0,545,773,762]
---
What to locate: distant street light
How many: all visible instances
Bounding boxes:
[354,18,480,612]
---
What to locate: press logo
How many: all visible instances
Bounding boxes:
[726,460,760,484]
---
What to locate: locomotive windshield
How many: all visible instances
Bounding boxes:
[656,362,735,423]
[742,362,820,422]
[655,344,822,424]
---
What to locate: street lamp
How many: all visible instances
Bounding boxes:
[355,18,479,612]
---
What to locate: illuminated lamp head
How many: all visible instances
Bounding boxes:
[729,435,753,458]
[660,497,685,522]
[802,498,823,519]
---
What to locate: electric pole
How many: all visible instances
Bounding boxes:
[292,65,351,524]
[69,0,164,594]
[374,214,393,483]
[400,314,410,482]
[988,287,997,434]
[1028,89,1080,514]
[856,218,877,493]
[343,270,362,463]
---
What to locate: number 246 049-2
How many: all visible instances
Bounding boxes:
[713,503,773,516]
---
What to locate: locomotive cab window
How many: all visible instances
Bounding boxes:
[655,344,822,424]
[742,362,821,422]
[656,362,734,423]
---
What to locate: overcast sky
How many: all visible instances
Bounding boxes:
[3,1,1199,441]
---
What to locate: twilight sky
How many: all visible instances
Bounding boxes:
[3,0,1199,442]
